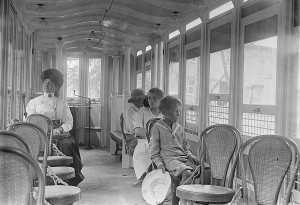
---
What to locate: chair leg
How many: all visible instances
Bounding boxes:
[172,179,180,205]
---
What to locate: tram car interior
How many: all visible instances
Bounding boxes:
[0,0,300,204]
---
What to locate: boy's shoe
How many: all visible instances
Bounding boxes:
[131,180,142,188]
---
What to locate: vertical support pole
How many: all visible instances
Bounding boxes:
[122,45,133,168]
[152,43,158,87]
[110,55,120,154]
[0,0,9,129]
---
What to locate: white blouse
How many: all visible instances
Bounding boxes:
[133,107,163,129]
[26,93,73,132]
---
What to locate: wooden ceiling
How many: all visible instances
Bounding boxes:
[18,0,216,53]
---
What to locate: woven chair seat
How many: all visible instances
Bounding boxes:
[38,155,73,166]
[177,185,235,203]
[34,185,81,205]
[50,167,75,181]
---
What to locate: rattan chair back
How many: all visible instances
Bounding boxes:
[240,135,300,205]
[0,131,30,154]
[8,122,48,174]
[26,114,53,153]
[200,124,242,187]
[146,118,161,142]
[0,133,45,205]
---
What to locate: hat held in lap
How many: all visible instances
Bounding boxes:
[142,169,171,205]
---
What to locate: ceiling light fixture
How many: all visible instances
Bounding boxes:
[169,11,180,22]
[35,4,47,15]
[89,30,98,39]
[38,17,49,27]
[153,23,162,33]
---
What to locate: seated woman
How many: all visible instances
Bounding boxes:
[26,69,84,186]
[132,88,164,187]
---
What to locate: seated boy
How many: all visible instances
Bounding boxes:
[149,96,199,185]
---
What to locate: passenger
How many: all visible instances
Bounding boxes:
[132,88,164,187]
[123,88,147,156]
[149,96,199,186]
[26,69,84,186]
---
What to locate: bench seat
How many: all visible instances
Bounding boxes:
[110,131,123,145]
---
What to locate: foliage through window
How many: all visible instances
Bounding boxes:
[67,57,79,98]
[88,58,101,99]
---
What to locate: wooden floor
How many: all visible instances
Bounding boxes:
[74,147,151,205]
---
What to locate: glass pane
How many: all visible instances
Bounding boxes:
[136,73,143,88]
[242,0,279,18]
[209,1,234,19]
[185,47,200,105]
[185,28,201,45]
[88,58,101,99]
[209,23,231,94]
[137,55,142,71]
[67,57,80,97]
[243,16,278,105]
[145,70,151,92]
[168,44,180,96]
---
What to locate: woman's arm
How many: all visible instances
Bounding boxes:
[25,99,36,117]
[60,100,73,132]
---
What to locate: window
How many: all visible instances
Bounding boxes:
[88,58,101,99]
[208,22,232,126]
[209,23,231,95]
[186,18,202,31]
[243,16,277,105]
[169,30,180,40]
[136,73,143,88]
[145,67,151,92]
[67,57,80,98]
[185,47,200,105]
[146,45,152,52]
[241,15,278,139]
[168,44,180,97]
[209,1,234,19]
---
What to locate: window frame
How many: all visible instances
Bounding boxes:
[237,3,280,139]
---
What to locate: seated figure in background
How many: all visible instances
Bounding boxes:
[132,88,164,187]
[123,88,147,156]
[149,96,199,185]
[26,69,84,186]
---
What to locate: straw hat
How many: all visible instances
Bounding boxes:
[142,169,171,205]
[128,88,146,103]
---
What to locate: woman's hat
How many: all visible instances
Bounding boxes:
[142,169,171,205]
[41,69,64,89]
[128,88,146,103]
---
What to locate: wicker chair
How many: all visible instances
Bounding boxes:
[8,122,75,182]
[26,114,73,166]
[8,122,81,205]
[240,135,300,205]
[145,118,161,143]
[0,131,45,205]
[176,124,242,205]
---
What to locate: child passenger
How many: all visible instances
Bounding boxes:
[149,96,199,185]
